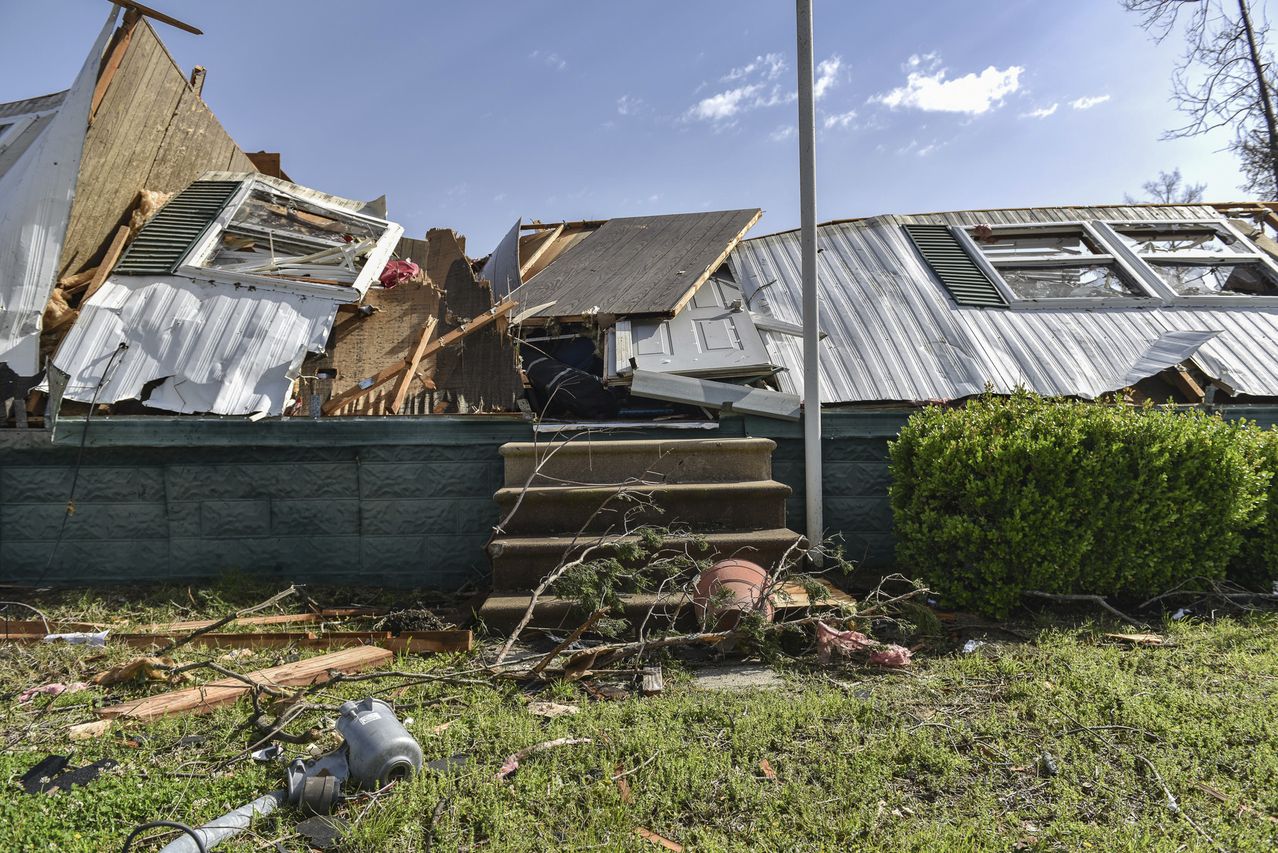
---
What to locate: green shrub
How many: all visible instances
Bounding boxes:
[889,391,1270,616]
[1231,426,1278,591]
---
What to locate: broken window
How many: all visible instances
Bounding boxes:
[182,180,395,290]
[1108,222,1278,297]
[967,224,1146,300]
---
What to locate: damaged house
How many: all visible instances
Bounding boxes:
[4,6,1278,593]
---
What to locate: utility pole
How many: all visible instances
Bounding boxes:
[795,0,823,559]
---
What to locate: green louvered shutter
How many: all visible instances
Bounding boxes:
[902,224,1008,308]
[113,180,243,275]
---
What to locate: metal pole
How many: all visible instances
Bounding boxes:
[795,0,823,558]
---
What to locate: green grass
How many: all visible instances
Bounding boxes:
[2,587,1277,851]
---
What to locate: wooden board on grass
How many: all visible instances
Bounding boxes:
[98,646,393,721]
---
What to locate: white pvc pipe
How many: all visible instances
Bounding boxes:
[795,0,823,560]
[157,790,286,853]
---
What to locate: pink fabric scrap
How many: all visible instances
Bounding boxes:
[868,645,913,668]
[378,259,420,289]
[816,621,870,663]
[18,681,89,704]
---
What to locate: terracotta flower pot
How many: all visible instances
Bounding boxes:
[693,558,774,630]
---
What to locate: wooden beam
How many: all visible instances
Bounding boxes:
[89,14,139,123]
[518,223,564,281]
[98,646,392,721]
[389,316,439,414]
[322,299,517,415]
[105,0,203,35]
[188,65,205,96]
[78,225,130,302]
[1168,365,1205,403]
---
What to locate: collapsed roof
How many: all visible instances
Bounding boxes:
[730,204,1278,405]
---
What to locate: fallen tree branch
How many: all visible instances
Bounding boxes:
[1023,591,1148,629]
[158,585,299,655]
[530,608,606,675]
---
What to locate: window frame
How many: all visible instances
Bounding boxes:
[176,177,403,302]
[953,221,1156,309]
[952,217,1278,309]
[1094,218,1278,306]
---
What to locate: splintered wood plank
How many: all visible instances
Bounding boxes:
[389,316,439,413]
[98,646,393,721]
[80,225,131,302]
[138,612,324,633]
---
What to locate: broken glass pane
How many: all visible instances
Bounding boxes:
[201,188,383,284]
[998,264,1142,299]
[971,228,1102,260]
[1114,227,1242,256]
[1151,261,1278,296]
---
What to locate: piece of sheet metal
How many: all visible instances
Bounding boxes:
[0,10,117,373]
[51,276,337,416]
[730,205,1278,403]
[480,220,522,301]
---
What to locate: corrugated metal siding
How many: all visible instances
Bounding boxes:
[51,276,337,416]
[0,12,115,373]
[729,206,1278,404]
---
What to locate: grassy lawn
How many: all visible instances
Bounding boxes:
[2,584,1277,851]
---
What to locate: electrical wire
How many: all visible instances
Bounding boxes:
[120,820,207,853]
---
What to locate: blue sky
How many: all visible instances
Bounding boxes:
[0,1,1249,253]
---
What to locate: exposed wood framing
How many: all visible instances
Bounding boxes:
[88,11,140,123]
[105,0,203,35]
[389,316,439,414]
[518,223,564,281]
[321,300,516,414]
[78,225,130,302]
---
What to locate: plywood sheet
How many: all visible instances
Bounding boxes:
[515,209,761,320]
[57,20,254,278]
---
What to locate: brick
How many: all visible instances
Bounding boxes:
[271,499,360,535]
[824,439,891,463]
[835,532,897,568]
[824,497,894,532]
[359,500,456,536]
[823,463,892,497]
[425,534,490,583]
[170,537,274,573]
[358,462,497,500]
[200,500,271,537]
[166,463,355,500]
[454,499,500,534]
[1,466,166,503]
[3,539,170,584]
[358,444,503,463]
[1,502,168,541]
[360,536,426,574]
[166,502,202,538]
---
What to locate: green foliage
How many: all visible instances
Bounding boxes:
[1232,426,1278,590]
[890,391,1271,615]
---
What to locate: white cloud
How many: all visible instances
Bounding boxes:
[822,110,857,130]
[873,56,1023,115]
[769,124,796,142]
[814,56,842,100]
[616,95,643,116]
[689,84,763,121]
[1071,94,1110,110]
[723,53,786,82]
[1020,103,1058,119]
[530,49,566,71]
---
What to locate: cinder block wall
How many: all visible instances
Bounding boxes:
[0,423,518,588]
[11,407,1269,588]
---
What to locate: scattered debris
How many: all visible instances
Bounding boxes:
[295,815,348,850]
[526,701,579,718]
[66,719,112,740]
[691,663,784,692]
[91,656,173,686]
[20,756,69,794]
[495,737,593,782]
[99,647,394,721]
[759,758,777,781]
[17,681,89,703]
[1104,632,1166,647]
[635,826,684,851]
[641,665,664,696]
[42,630,108,646]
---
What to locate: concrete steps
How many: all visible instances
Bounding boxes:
[481,437,803,629]
[493,480,791,535]
[500,438,777,487]
[488,527,804,589]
